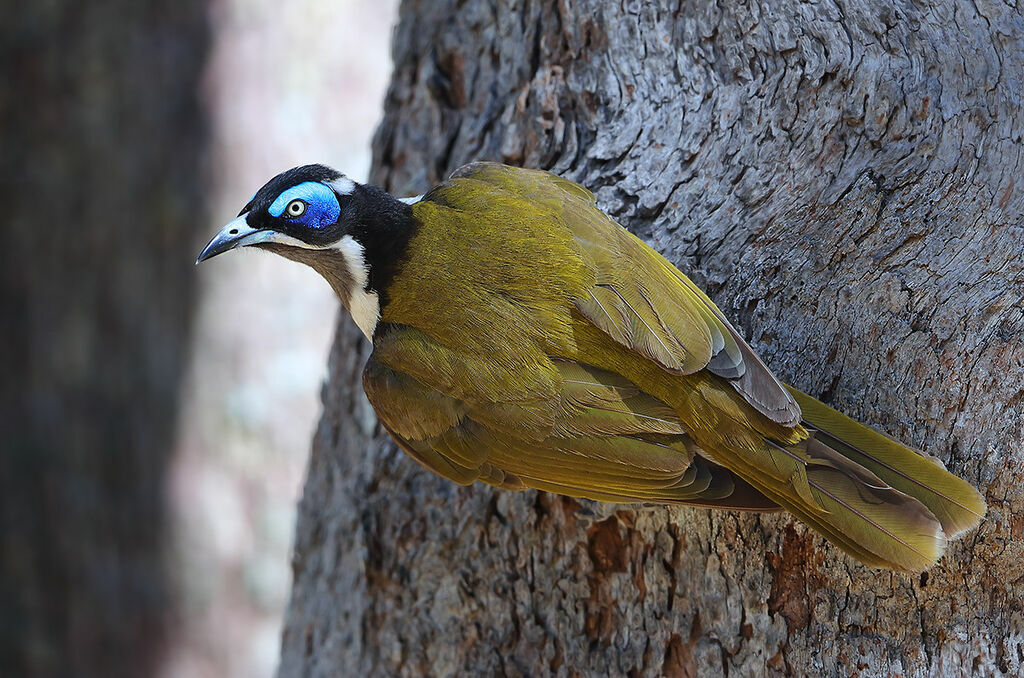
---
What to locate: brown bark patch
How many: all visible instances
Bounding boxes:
[662,634,695,678]
[584,516,631,644]
[661,613,702,678]
[767,524,822,633]
[1010,510,1024,542]
[587,516,629,575]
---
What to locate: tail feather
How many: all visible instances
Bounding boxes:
[691,386,985,571]
[727,437,947,571]
[801,436,946,570]
[787,386,987,539]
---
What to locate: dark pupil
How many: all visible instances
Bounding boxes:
[290,201,302,214]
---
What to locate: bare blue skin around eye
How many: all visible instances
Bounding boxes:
[268,182,341,229]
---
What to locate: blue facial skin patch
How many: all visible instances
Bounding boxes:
[269,182,341,229]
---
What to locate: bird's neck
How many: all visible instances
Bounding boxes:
[337,185,418,339]
[349,184,418,303]
[265,184,418,340]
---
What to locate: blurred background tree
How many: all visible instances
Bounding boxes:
[1,2,395,677]
[164,2,395,676]
[1,3,209,676]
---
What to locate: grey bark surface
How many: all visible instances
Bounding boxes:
[0,3,208,676]
[280,1,1024,676]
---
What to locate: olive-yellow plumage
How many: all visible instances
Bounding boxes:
[198,161,986,572]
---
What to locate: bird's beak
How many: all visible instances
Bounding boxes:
[196,215,270,264]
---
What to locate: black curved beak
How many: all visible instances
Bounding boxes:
[196,215,261,264]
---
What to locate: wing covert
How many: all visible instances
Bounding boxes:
[444,162,800,426]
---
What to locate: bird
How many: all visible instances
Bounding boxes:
[197,161,985,572]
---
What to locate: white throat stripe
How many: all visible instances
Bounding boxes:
[331,235,380,339]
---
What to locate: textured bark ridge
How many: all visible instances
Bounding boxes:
[280,1,1023,676]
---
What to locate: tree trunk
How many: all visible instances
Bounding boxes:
[0,3,208,676]
[280,1,1023,675]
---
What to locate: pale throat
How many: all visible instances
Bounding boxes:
[331,235,380,340]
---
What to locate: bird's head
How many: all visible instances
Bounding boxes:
[197,164,416,339]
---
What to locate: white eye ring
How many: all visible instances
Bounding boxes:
[286,199,306,217]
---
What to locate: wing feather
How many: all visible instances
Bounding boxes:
[445,162,799,425]
[364,342,774,510]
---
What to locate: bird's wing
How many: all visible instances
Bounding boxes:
[365,328,778,509]
[445,162,801,426]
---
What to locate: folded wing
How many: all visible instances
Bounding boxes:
[365,329,777,510]
[447,162,800,426]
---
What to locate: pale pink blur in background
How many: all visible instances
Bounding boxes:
[164,1,398,676]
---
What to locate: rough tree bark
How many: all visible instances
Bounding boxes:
[280,1,1023,675]
[0,3,208,676]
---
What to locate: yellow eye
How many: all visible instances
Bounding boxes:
[286,199,306,217]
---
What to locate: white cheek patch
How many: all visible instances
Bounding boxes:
[398,194,424,205]
[330,235,380,340]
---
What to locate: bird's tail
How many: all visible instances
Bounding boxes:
[770,386,987,571]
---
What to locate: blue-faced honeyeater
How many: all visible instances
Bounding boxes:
[198,162,985,572]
